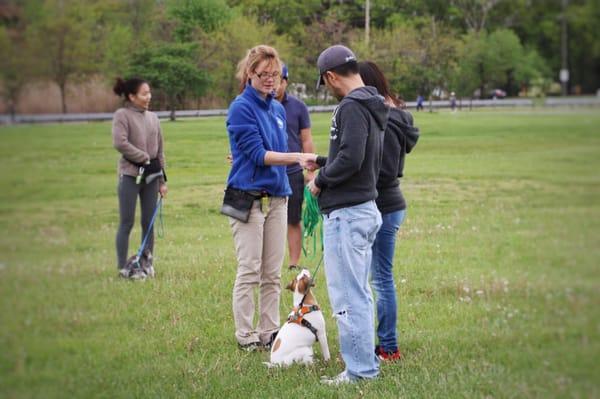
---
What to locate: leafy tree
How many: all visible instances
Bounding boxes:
[514,48,551,96]
[357,19,460,104]
[453,28,549,98]
[0,26,31,121]
[102,25,135,79]
[566,0,600,93]
[485,28,523,95]
[27,0,99,113]
[452,31,487,98]
[119,0,160,39]
[293,8,355,94]
[203,14,293,102]
[4,0,599,116]
[452,0,501,32]
[454,30,516,98]
[385,0,462,30]
[231,0,358,35]
[169,0,232,42]
[129,43,210,120]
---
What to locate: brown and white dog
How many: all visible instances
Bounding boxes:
[266,269,330,367]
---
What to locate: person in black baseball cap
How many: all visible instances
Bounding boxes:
[315,44,357,91]
[308,44,389,385]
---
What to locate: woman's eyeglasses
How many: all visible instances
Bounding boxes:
[256,71,280,80]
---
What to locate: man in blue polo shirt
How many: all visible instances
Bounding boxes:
[275,64,315,269]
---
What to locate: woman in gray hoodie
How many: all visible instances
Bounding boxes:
[112,77,167,279]
[358,61,420,361]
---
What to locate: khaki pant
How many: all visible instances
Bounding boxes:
[229,197,287,345]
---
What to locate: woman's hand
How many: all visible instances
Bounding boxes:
[159,184,168,198]
[297,153,317,169]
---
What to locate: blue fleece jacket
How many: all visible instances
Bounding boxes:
[226,84,291,197]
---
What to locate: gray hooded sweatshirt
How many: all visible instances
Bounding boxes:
[376,107,420,213]
[315,86,389,214]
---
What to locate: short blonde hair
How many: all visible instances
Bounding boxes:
[236,45,282,93]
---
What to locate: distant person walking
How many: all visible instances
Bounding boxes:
[307,45,388,385]
[112,77,167,278]
[450,91,457,112]
[275,64,316,269]
[416,94,424,111]
[358,61,420,361]
[224,45,316,351]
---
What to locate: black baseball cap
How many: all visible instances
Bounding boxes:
[316,45,357,89]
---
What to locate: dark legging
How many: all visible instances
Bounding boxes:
[116,175,159,269]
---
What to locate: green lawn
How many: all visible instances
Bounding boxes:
[1,109,599,398]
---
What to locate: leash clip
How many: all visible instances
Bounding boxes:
[136,167,145,184]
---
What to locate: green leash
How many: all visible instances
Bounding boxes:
[301,186,323,257]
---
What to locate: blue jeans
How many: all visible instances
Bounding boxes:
[323,201,382,379]
[371,209,406,352]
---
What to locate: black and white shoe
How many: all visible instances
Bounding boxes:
[238,342,262,352]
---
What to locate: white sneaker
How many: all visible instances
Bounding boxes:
[320,371,354,386]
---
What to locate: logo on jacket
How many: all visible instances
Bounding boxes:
[276,117,284,130]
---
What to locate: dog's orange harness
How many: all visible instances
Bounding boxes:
[287,304,321,341]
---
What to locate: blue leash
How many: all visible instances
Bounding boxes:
[135,197,163,261]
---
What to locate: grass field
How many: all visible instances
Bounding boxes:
[1,108,599,398]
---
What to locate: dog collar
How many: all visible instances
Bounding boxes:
[288,304,320,320]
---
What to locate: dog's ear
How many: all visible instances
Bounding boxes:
[286,279,296,292]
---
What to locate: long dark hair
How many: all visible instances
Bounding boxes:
[113,77,148,100]
[358,61,405,108]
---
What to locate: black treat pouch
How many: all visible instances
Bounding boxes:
[143,158,162,176]
[220,187,256,222]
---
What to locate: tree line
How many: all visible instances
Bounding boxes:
[1,0,598,119]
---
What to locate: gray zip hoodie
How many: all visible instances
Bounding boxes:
[112,102,165,184]
[315,86,389,214]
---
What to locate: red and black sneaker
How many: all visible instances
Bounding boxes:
[375,345,402,361]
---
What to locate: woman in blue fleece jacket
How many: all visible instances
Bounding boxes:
[226,45,316,351]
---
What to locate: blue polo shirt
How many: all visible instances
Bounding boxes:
[280,93,311,175]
